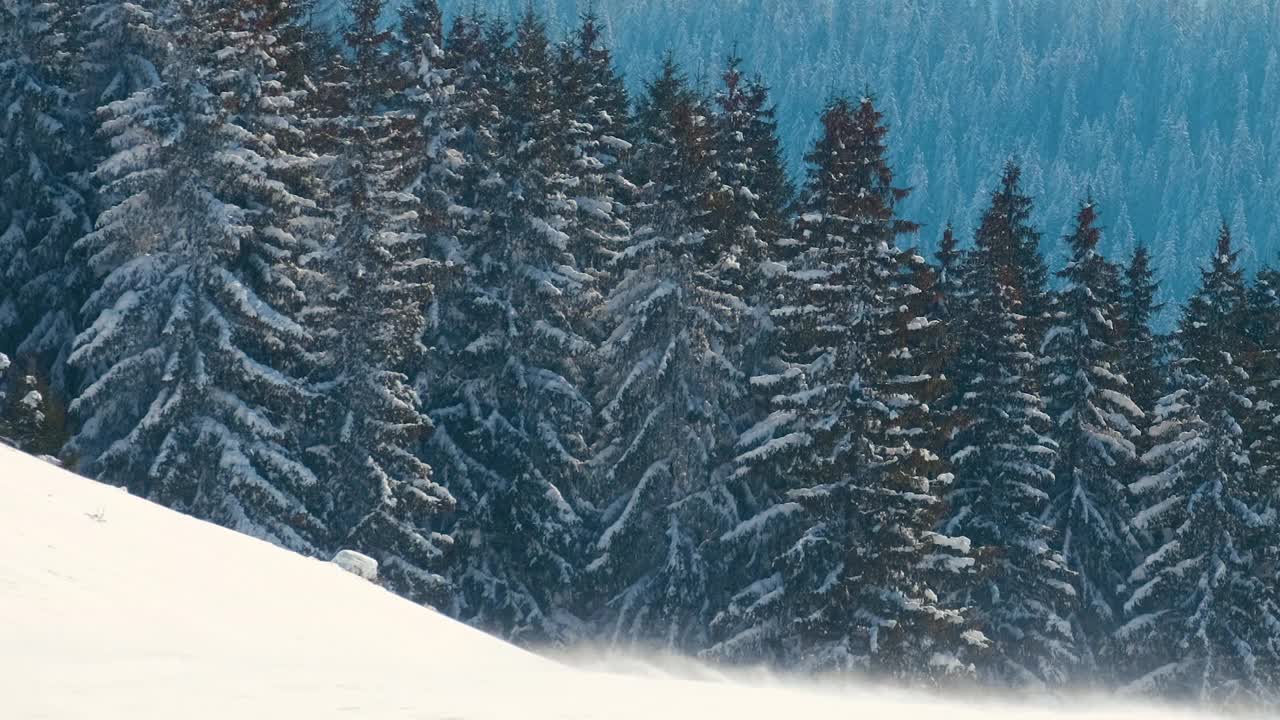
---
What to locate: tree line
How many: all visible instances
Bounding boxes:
[1,0,1278,706]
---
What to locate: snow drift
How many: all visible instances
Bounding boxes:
[0,445,1241,719]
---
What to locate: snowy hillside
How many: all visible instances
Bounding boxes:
[0,445,1243,719]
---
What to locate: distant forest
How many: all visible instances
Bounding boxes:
[338,0,1280,319]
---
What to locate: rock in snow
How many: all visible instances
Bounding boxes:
[0,445,1238,720]
[332,549,378,581]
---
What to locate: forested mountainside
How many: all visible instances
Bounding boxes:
[319,0,1280,317]
[3,0,1280,711]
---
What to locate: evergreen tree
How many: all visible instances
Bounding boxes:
[1119,224,1280,704]
[698,53,798,664]
[930,223,966,428]
[586,59,740,649]
[422,9,590,642]
[860,247,990,682]
[393,0,453,240]
[707,52,793,360]
[0,0,93,396]
[945,162,1078,688]
[70,0,326,554]
[1117,245,1166,446]
[418,6,519,625]
[309,0,455,605]
[1245,264,1280,500]
[1040,199,1143,673]
[712,97,982,678]
[83,0,165,107]
[0,364,61,456]
[1246,264,1280,672]
[555,10,634,291]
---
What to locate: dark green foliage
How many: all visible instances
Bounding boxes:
[1118,246,1165,423]
[308,0,455,604]
[0,0,93,396]
[586,57,743,649]
[1119,224,1280,703]
[70,0,327,553]
[419,8,593,643]
[714,97,981,679]
[945,162,1078,688]
[1041,200,1143,672]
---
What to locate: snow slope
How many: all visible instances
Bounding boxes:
[0,445,1236,719]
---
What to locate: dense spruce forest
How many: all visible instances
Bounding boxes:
[2,0,1279,707]
[405,0,1280,316]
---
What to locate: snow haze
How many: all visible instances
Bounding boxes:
[0,446,1247,719]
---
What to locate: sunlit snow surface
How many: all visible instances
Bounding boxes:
[0,446,1242,719]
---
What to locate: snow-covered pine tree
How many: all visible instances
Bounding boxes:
[83,0,165,106]
[1040,199,1143,674]
[944,161,1078,689]
[707,52,793,369]
[1117,245,1166,454]
[710,96,983,679]
[308,0,455,605]
[1119,223,1280,704]
[1020,215,1055,361]
[697,55,799,665]
[214,0,324,380]
[70,0,327,554]
[1244,265,1280,629]
[554,10,634,294]
[705,55,794,520]
[421,5,504,273]
[778,97,980,675]
[393,0,454,241]
[708,96,900,667]
[857,247,989,682]
[929,223,966,429]
[416,6,523,625]
[0,365,60,456]
[419,8,591,643]
[586,57,743,650]
[1245,264,1280,502]
[0,0,93,397]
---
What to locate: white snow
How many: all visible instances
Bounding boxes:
[332,549,379,581]
[0,445,1242,720]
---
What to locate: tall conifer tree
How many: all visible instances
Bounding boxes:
[1245,264,1280,512]
[945,162,1078,688]
[0,0,93,396]
[708,53,792,357]
[713,97,981,677]
[1041,199,1143,672]
[422,9,591,643]
[700,54,798,664]
[1120,224,1280,703]
[587,58,741,649]
[309,0,455,604]
[1117,245,1165,451]
[71,0,327,552]
[555,11,634,291]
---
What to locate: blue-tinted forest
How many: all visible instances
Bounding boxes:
[322,0,1280,317]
